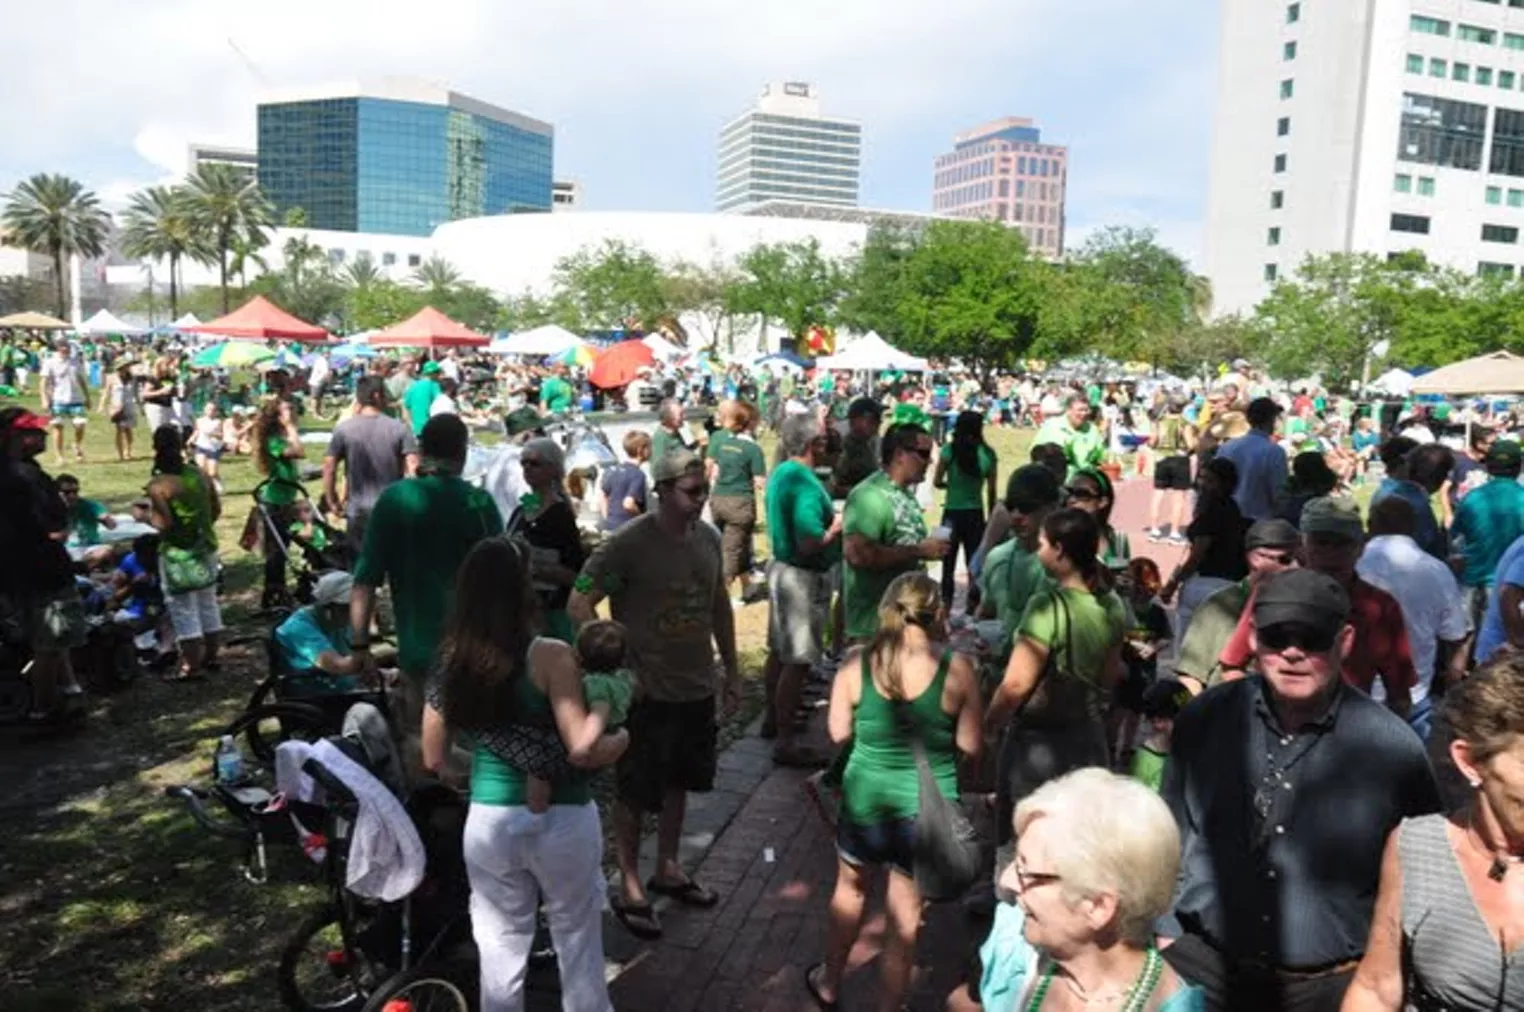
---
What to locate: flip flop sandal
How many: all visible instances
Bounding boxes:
[646,876,719,908]
[805,963,839,1010]
[610,897,663,940]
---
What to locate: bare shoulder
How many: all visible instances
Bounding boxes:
[531,637,580,691]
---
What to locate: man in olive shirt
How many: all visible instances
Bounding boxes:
[842,423,950,642]
[650,398,698,464]
[831,397,882,498]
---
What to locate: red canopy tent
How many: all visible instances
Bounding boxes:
[188,296,331,344]
[367,307,491,349]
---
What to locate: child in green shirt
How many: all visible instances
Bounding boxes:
[1130,679,1191,792]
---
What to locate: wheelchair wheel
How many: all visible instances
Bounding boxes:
[226,700,330,768]
[278,905,378,1012]
[360,963,474,1012]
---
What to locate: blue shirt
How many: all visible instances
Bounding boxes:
[114,552,154,619]
[1477,534,1524,663]
[599,461,647,532]
[275,606,352,673]
[1217,429,1288,522]
[1373,478,1445,559]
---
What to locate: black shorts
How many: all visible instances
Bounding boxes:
[1153,455,1192,491]
[616,696,718,812]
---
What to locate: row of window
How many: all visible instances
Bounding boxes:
[932,156,1063,189]
[935,142,1062,168]
[1395,173,1438,194]
[1485,184,1524,202]
[1406,53,1523,88]
[1473,0,1524,8]
[1385,213,1524,244]
[326,249,424,268]
[1411,13,1524,48]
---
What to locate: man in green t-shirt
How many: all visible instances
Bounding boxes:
[762,414,842,765]
[401,361,442,436]
[538,366,575,415]
[706,411,767,596]
[350,414,504,771]
[976,465,1063,655]
[842,422,950,641]
[1033,393,1105,478]
[650,399,697,465]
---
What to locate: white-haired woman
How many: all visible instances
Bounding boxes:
[967,768,1204,1012]
[507,437,585,642]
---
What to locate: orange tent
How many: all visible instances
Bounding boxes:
[189,296,331,344]
[367,307,491,349]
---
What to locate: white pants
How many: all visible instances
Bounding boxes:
[1175,575,1234,645]
[144,403,174,434]
[464,802,612,1012]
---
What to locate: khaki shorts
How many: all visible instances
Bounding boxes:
[767,560,832,665]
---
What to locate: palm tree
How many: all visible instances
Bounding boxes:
[1,173,112,319]
[345,252,381,289]
[183,163,272,312]
[119,185,203,318]
[412,255,461,292]
[228,231,270,289]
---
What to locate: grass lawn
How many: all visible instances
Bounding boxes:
[0,401,1032,1010]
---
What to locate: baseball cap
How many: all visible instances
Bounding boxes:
[1486,439,1522,473]
[847,397,883,421]
[1245,518,1301,551]
[311,571,354,608]
[421,361,442,376]
[652,448,704,484]
[1253,568,1350,636]
[504,406,543,437]
[0,407,49,432]
[1299,496,1364,542]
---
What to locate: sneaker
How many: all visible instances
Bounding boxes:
[1145,527,1165,543]
[1167,532,1189,546]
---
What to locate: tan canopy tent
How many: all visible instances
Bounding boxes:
[1410,351,1524,395]
[0,310,70,330]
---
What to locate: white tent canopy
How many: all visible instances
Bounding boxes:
[815,332,930,372]
[1368,368,1415,396]
[642,333,683,360]
[496,324,585,357]
[77,309,146,336]
[171,312,202,329]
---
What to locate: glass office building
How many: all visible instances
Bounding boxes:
[258,82,553,236]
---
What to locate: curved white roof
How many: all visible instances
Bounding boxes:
[431,211,867,297]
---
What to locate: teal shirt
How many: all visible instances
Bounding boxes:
[403,378,441,435]
[940,443,994,512]
[66,498,109,547]
[765,459,839,570]
[1452,477,1524,587]
[539,376,574,414]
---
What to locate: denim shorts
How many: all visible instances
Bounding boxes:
[836,815,917,877]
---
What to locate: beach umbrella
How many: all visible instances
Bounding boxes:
[0,310,70,330]
[551,344,596,368]
[589,340,656,389]
[190,341,276,369]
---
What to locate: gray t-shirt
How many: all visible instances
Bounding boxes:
[326,412,416,516]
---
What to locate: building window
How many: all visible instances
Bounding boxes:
[1418,176,1436,195]
[1395,173,1414,192]
[1502,70,1517,88]
[1280,78,1295,99]
[1391,213,1432,233]
[1431,58,1448,77]
[1479,262,1516,278]
[1271,190,1285,209]
[1268,227,1282,245]
[1454,62,1471,82]
[1407,53,1425,74]
[1411,15,1451,36]
[1016,179,1026,197]
[1399,92,1488,170]
[1510,188,1524,206]
[381,252,396,266]
[1265,263,1279,282]
[1287,2,1299,22]
[1483,223,1520,242]
[1277,116,1291,136]
[1479,67,1495,85]
[1493,108,1524,176]
[1274,153,1288,172]
[1458,24,1497,44]
[1507,32,1524,50]
[998,179,1009,197]
[407,253,422,267]
[1284,41,1297,60]
[1487,185,1504,203]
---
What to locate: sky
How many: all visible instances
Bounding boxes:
[0,0,1220,264]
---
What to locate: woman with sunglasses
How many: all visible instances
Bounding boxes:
[1064,468,1130,569]
[507,438,585,643]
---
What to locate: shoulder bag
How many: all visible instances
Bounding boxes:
[1016,591,1091,726]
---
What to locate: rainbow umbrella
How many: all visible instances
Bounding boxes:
[551,343,596,368]
[190,341,276,369]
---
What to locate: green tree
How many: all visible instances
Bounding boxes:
[345,279,427,332]
[119,185,203,318]
[498,289,581,333]
[662,258,741,350]
[249,231,346,327]
[553,239,670,331]
[728,238,844,348]
[411,255,462,293]
[183,162,273,312]
[1069,226,1204,366]
[0,274,54,316]
[344,252,382,289]
[837,223,918,346]
[433,282,501,333]
[0,173,112,319]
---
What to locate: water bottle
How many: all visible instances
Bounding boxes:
[214,735,245,785]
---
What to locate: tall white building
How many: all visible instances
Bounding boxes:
[1205,0,1524,316]
[716,82,862,212]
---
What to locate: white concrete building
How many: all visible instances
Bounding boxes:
[716,82,862,212]
[553,179,581,211]
[187,142,258,183]
[1205,0,1524,315]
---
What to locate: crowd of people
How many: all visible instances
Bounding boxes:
[9,324,1524,1011]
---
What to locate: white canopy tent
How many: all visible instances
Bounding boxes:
[171,312,202,329]
[496,324,585,357]
[77,309,146,336]
[641,333,683,360]
[815,331,930,372]
[1368,368,1415,396]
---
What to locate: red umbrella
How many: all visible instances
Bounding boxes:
[187,295,331,344]
[589,340,656,389]
[367,306,490,349]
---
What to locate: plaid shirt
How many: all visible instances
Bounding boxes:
[1217,576,1416,696]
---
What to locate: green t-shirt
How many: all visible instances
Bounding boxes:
[540,376,574,414]
[353,474,504,674]
[66,498,109,546]
[1154,413,1191,456]
[978,540,1054,653]
[1032,418,1105,477]
[650,426,690,466]
[1018,586,1127,719]
[766,459,839,571]
[470,671,592,807]
[707,430,767,498]
[843,471,928,640]
[261,435,302,505]
[403,378,441,435]
[939,443,995,512]
[1130,745,1168,793]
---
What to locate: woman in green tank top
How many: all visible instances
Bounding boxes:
[422,538,628,1012]
[146,424,223,680]
[809,572,983,1012]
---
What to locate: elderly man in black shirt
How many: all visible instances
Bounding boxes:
[1161,569,1441,1011]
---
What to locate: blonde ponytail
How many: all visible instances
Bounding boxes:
[869,572,942,701]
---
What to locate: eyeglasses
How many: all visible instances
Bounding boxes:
[1013,866,1063,892]
[1258,621,1337,655]
[674,482,710,500]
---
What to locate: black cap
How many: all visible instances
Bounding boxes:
[847,397,883,421]
[1004,463,1062,513]
[1253,569,1350,635]
[1141,678,1192,719]
[1244,518,1300,551]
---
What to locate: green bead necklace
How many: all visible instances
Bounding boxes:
[1025,947,1163,1011]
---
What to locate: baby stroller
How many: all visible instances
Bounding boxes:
[249,477,353,615]
[165,701,475,1012]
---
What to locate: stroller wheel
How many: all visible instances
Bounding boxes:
[361,964,474,1012]
[0,672,32,724]
[278,906,376,1012]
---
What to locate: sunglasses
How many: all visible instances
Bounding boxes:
[1064,486,1100,501]
[674,482,711,499]
[1258,622,1337,655]
[908,446,933,460]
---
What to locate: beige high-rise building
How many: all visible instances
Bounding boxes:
[931,117,1068,257]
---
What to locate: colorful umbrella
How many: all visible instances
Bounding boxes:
[589,340,656,389]
[551,344,596,368]
[190,341,276,369]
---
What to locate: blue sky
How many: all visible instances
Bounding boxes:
[0,0,1219,262]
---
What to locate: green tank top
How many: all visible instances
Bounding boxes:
[841,650,959,823]
[470,654,593,807]
[164,466,217,554]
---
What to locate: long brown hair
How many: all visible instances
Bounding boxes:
[437,537,542,733]
[251,401,282,476]
[867,572,943,701]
